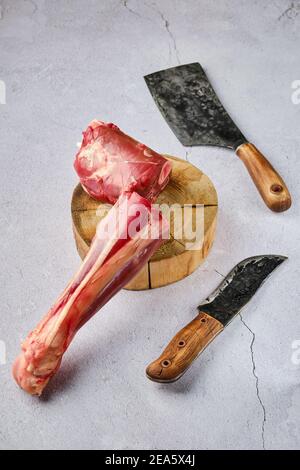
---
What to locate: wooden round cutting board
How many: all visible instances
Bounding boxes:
[71,156,218,290]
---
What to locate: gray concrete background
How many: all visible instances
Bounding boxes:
[0,0,299,450]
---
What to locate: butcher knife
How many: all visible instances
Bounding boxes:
[146,254,287,383]
[144,63,291,212]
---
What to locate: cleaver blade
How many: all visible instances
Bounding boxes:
[145,62,245,149]
[144,63,291,212]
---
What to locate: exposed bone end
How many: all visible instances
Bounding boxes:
[12,354,49,396]
[12,346,63,396]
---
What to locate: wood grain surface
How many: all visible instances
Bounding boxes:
[236,142,291,212]
[146,311,224,383]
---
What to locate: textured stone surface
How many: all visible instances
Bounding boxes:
[0,0,299,450]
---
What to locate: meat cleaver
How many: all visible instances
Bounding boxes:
[146,255,286,383]
[144,63,291,212]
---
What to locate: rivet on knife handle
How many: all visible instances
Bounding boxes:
[146,312,223,383]
[236,143,291,212]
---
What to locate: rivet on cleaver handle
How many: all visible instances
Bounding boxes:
[146,254,287,383]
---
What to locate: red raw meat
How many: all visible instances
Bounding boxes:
[13,192,168,395]
[74,120,172,204]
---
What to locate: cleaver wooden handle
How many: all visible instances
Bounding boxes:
[146,312,224,383]
[236,142,291,212]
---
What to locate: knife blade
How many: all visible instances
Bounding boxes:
[146,254,287,383]
[144,63,291,212]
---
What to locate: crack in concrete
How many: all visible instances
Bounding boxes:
[156,8,180,64]
[145,2,180,64]
[214,269,225,278]
[122,0,141,17]
[278,1,300,21]
[239,313,266,450]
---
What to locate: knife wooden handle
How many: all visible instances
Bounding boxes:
[236,142,291,212]
[146,312,224,383]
